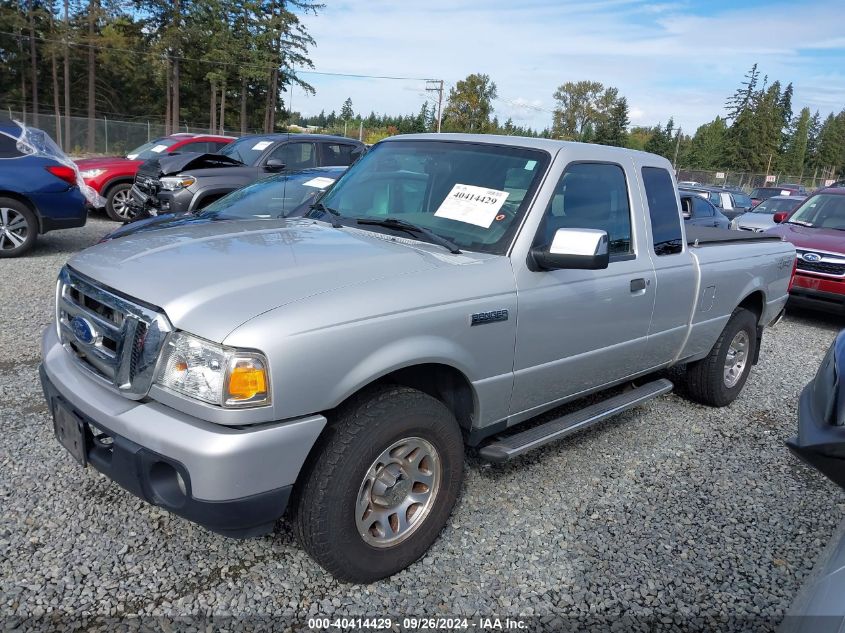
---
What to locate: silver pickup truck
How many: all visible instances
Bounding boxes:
[40,134,795,582]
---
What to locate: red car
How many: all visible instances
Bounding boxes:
[767,186,845,314]
[75,133,235,221]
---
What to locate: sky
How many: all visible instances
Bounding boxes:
[292,0,845,134]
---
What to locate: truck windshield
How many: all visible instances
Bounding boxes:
[199,169,344,219]
[127,138,179,160]
[218,136,275,165]
[786,194,845,230]
[317,140,549,255]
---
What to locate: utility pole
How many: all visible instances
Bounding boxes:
[672,127,682,169]
[765,153,773,183]
[425,79,444,133]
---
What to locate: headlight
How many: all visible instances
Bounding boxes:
[160,175,196,191]
[80,168,106,179]
[155,332,270,407]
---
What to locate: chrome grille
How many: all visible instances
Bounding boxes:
[134,175,160,195]
[796,250,845,278]
[56,267,172,399]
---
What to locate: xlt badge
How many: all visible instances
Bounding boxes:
[471,309,509,326]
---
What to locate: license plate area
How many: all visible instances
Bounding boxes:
[53,400,88,466]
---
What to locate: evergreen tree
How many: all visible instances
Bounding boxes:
[340,97,354,121]
[593,96,629,147]
[781,107,810,176]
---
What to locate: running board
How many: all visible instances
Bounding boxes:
[478,378,673,463]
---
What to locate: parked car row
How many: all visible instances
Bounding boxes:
[127,133,364,218]
[76,133,235,221]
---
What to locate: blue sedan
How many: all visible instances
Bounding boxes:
[0,121,88,257]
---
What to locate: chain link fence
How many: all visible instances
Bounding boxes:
[676,168,838,191]
[5,109,242,157]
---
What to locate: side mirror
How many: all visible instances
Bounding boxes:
[265,158,286,172]
[530,228,609,271]
[773,211,789,224]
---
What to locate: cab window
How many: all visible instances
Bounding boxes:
[320,143,359,166]
[267,142,317,170]
[693,197,714,217]
[536,162,632,256]
[642,167,683,256]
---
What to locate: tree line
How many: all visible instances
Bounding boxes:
[0,0,319,151]
[302,67,843,179]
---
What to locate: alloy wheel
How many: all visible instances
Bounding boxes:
[0,207,29,252]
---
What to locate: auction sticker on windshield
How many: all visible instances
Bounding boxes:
[150,145,168,153]
[252,141,273,151]
[302,177,336,189]
[434,184,510,228]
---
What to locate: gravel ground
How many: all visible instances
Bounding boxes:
[1,216,844,631]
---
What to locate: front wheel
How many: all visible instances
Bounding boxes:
[292,385,464,583]
[105,183,133,222]
[683,307,758,407]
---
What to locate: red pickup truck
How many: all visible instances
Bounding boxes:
[767,186,845,313]
[75,133,234,221]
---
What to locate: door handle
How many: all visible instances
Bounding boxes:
[630,278,647,293]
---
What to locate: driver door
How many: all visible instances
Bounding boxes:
[510,160,656,418]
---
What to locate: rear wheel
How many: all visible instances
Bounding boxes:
[105,183,133,222]
[292,385,464,583]
[0,198,37,258]
[683,307,758,407]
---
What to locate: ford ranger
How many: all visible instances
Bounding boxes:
[40,134,795,582]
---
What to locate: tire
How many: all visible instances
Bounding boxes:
[104,182,133,222]
[684,307,758,407]
[0,197,38,258]
[292,385,464,583]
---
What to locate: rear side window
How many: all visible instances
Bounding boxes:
[538,162,633,256]
[642,167,682,256]
[693,197,714,217]
[321,143,358,166]
[0,132,24,158]
[178,141,213,154]
[268,142,318,169]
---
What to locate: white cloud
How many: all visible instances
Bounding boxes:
[294,0,845,132]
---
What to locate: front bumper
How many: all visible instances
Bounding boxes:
[789,274,845,314]
[40,326,326,537]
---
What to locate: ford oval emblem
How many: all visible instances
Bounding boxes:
[70,316,96,345]
[802,252,822,262]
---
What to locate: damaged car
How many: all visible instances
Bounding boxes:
[101,165,346,241]
[128,133,364,219]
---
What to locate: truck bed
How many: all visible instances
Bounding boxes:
[686,226,783,246]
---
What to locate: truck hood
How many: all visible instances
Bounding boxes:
[75,156,139,169]
[68,219,485,342]
[766,223,845,254]
[151,152,244,176]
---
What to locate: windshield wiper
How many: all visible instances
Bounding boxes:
[356,217,461,254]
[784,220,814,227]
[307,201,342,228]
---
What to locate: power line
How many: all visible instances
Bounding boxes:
[0,30,437,82]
